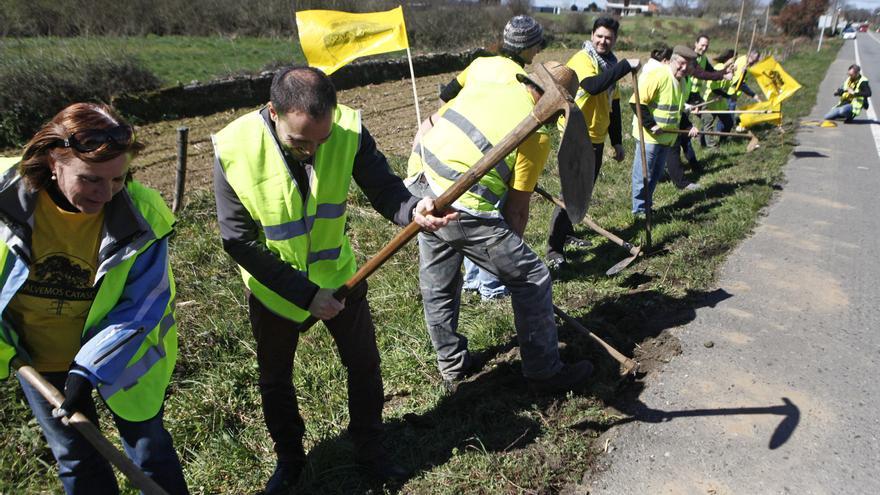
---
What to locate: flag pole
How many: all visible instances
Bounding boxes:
[405,44,429,167]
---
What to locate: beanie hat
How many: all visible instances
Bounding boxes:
[503,15,544,52]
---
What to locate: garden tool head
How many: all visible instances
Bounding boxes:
[519,62,594,224]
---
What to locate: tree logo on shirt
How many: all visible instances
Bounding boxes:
[19,253,97,316]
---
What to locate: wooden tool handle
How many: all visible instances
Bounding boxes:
[552,307,638,376]
[12,359,169,495]
[631,72,652,250]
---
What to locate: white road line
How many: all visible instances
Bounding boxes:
[854,37,880,161]
[868,31,880,46]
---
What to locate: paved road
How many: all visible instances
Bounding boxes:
[590,38,880,495]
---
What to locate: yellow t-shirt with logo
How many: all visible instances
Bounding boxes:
[560,50,620,144]
[5,190,104,372]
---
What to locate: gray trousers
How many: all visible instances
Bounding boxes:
[412,181,562,380]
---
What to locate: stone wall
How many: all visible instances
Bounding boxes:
[113,49,490,122]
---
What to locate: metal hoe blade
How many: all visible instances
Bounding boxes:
[605,245,643,276]
[557,104,595,225]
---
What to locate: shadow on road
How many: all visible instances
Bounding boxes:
[571,396,800,450]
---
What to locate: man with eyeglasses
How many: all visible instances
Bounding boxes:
[212,67,454,493]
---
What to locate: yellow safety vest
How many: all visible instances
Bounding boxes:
[687,54,709,102]
[409,78,537,217]
[631,64,682,147]
[840,75,869,116]
[728,55,748,97]
[0,158,178,422]
[213,106,361,322]
[703,62,731,111]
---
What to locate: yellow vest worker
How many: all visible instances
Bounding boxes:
[212,66,437,492]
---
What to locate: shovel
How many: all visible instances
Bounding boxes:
[667,128,760,152]
[12,358,169,495]
[533,186,643,275]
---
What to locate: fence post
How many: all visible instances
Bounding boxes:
[172,127,188,214]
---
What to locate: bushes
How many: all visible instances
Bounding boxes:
[0,49,161,147]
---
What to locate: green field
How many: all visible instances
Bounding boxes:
[0,36,842,493]
[0,35,304,85]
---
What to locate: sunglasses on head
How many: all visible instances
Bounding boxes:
[54,125,134,153]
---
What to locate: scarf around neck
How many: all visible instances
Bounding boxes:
[583,40,618,104]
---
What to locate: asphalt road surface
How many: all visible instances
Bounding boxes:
[589,37,880,495]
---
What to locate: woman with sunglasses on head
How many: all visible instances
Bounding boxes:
[0,103,189,494]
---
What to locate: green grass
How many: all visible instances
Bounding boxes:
[0,35,304,85]
[540,13,720,51]
[0,38,841,494]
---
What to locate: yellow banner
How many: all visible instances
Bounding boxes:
[296,7,409,75]
[738,99,782,128]
[748,56,802,104]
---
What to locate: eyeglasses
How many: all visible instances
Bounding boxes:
[54,125,134,153]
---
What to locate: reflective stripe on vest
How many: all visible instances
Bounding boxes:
[632,65,682,146]
[0,173,179,422]
[412,60,535,216]
[843,75,869,116]
[213,106,361,322]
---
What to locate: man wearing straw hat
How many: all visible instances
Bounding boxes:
[407,61,594,395]
[431,14,547,300]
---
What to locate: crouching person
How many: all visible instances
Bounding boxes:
[0,103,188,494]
[407,62,594,394]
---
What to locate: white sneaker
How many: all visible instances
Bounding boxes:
[684,182,701,191]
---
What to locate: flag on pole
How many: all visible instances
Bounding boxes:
[748,56,802,104]
[296,7,409,75]
[738,99,782,128]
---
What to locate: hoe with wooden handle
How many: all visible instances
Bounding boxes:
[297,63,578,333]
[12,358,169,495]
[553,307,639,376]
[667,128,760,152]
[533,186,643,276]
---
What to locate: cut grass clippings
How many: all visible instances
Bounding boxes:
[0,39,841,494]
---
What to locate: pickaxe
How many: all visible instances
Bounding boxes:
[667,128,760,152]
[694,109,776,115]
[553,306,639,376]
[12,358,169,495]
[533,186,643,276]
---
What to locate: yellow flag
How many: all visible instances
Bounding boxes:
[748,56,802,104]
[296,7,409,75]
[738,99,782,128]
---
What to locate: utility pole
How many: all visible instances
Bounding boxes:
[763,3,770,36]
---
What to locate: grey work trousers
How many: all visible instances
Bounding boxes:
[412,183,562,381]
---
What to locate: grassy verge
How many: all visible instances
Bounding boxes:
[0,36,303,85]
[0,39,841,494]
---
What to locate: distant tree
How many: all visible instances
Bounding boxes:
[571,4,578,11]
[844,8,871,23]
[507,0,531,16]
[771,0,789,15]
[587,2,599,12]
[775,0,829,37]
[671,0,693,16]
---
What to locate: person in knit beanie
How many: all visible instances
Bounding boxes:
[501,15,546,64]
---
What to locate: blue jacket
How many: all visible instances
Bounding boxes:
[0,159,178,421]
